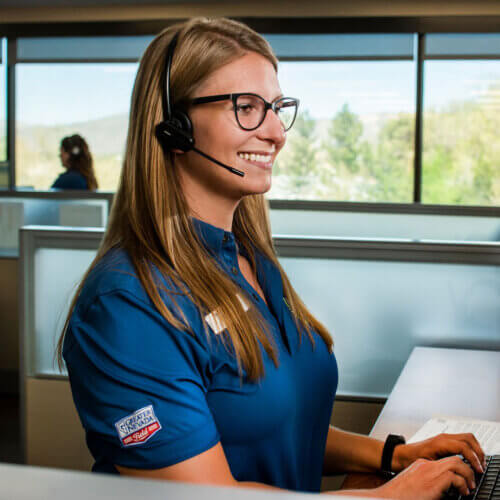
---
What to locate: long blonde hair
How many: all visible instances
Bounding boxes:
[57,17,333,381]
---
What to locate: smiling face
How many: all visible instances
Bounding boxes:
[176,51,286,211]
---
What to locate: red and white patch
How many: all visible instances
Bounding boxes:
[114,405,162,447]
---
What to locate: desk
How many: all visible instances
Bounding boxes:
[342,347,500,490]
[0,462,371,500]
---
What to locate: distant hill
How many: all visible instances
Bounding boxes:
[18,113,129,156]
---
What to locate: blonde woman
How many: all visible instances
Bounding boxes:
[58,18,485,498]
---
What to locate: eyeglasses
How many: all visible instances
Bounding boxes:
[190,93,300,132]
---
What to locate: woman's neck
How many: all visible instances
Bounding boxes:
[180,169,240,232]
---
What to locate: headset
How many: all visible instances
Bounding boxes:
[154,32,244,177]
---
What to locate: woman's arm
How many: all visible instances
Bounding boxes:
[323,425,388,475]
[323,425,485,476]
[117,436,475,499]
[117,441,378,496]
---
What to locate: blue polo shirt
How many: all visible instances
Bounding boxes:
[63,218,338,492]
[51,169,88,190]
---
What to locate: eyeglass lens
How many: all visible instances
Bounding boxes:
[235,94,298,131]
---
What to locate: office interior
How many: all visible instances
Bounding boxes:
[0,0,499,496]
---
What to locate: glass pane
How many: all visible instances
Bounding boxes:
[422,61,500,206]
[17,35,152,61]
[16,63,138,190]
[281,256,500,397]
[34,247,97,375]
[426,34,500,58]
[266,34,414,59]
[270,61,415,202]
[270,208,500,241]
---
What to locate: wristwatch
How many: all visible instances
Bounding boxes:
[380,434,406,477]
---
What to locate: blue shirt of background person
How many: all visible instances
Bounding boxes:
[55,17,485,499]
[52,168,88,189]
[51,134,98,190]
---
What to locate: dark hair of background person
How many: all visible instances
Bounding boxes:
[60,134,98,191]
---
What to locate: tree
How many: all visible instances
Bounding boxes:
[274,110,318,195]
[326,103,364,174]
[369,113,414,202]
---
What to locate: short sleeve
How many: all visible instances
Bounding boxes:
[63,289,220,471]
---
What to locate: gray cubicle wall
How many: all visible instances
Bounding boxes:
[0,191,112,256]
[269,201,500,241]
[275,236,500,398]
[20,226,103,468]
[20,226,500,390]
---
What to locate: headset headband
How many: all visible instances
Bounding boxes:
[162,32,180,121]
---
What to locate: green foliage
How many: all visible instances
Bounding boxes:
[0,135,6,161]
[326,103,364,174]
[273,81,500,205]
[422,92,500,205]
[274,110,319,195]
[368,114,414,202]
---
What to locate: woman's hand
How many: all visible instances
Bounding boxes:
[392,433,486,475]
[374,455,476,500]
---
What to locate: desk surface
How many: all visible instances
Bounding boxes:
[0,462,371,500]
[343,347,500,489]
[371,346,500,440]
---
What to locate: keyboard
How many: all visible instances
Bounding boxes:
[443,455,500,500]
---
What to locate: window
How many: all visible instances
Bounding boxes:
[0,38,7,188]
[16,63,137,190]
[422,34,500,206]
[266,34,416,202]
[15,36,151,191]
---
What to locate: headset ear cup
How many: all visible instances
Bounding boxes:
[172,110,193,136]
[155,117,194,154]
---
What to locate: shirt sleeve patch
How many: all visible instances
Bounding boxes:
[114,405,162,447]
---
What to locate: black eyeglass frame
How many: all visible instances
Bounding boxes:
[190,93,300,132]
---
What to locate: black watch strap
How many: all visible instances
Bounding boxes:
[381,434,406,476]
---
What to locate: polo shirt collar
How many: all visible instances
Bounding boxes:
[191,217,235,256]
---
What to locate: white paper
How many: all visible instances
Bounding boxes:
[408,416,500,455]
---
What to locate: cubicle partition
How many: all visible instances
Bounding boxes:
[0,192,112,394]
[19,225,500,471]
[275,236,500,398]
[0,191,112,257]
[19,226,103,469]
[269,201,500,241]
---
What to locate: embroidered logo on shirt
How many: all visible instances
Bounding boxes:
[205,293,250,334]
[114,405,161,447]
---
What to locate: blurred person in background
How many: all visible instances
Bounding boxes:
[52,134,98,190]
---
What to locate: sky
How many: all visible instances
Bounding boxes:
[2,44,500,127]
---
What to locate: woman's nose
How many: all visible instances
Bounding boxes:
[257,108,286,144]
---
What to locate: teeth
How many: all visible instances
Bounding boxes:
[238,152,272,163]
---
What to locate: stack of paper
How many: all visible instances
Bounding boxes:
[408,416,500,455]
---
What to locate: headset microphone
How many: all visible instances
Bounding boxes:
[155,32,245,177]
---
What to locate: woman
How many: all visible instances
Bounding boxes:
[52,134,98,190]
[57,18,484,498]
